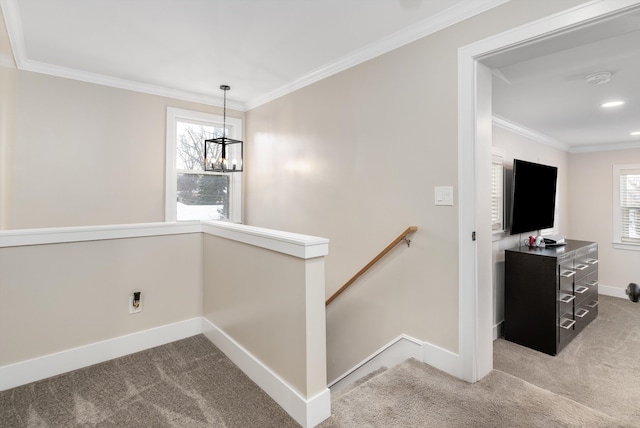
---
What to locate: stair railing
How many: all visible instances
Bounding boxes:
[325,226,418,306]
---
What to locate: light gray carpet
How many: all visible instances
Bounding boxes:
[0,335,299,428]
[2,295,638,427]
[320,358,633,427]
[494,294,640,426]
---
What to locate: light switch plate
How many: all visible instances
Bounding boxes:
[434,186,454,206]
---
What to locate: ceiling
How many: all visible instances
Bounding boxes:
[488,6,640,151]
[1,0,639,151]
[0,0,504,110]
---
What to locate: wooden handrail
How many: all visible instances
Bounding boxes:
[326,226,418,306]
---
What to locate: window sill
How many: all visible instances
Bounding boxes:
[613,241,640,251]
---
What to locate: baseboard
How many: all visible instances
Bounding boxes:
[493,321,503,341]
[329,334,460,394]
[420,337,461,378]
[0,317,202,391]
[201,317,330,428]
[598,284,628,300]
[328,335,422,394]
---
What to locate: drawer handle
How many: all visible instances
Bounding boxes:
[560,319,576,329]
[586,258,599,265]
[575,286,588,294]
[586,280,599,287]
[576,308,589,318]
[560,270,575,278]
[574,264,589,271]
[559,294,575,303]
[587,300,599,309]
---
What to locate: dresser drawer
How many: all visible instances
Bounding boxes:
[558,314,577,350]
[575,302,597,333]
[575,271,598,305]
[558,292,575,316]
[559,265,575,294]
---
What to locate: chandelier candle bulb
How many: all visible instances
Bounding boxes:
[203,85,243,173]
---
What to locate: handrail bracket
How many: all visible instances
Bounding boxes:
[326,226,418,306]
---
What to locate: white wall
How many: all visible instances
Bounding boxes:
[244,0,587,381]
[569,148,640,293]
[491,125,570,331]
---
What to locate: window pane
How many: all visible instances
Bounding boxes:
[176,121,224,171]
[177,173,229,220]
[491,161,503,231]
[621,173,640,240]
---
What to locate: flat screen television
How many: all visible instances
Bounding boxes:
[509,159,558,235]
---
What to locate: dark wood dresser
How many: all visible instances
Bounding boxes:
[504,239,598,355]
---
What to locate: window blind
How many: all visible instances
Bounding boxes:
[620,169,640,242]
[491,158,503,231]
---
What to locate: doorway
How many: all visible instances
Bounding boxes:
[458,0,640,383]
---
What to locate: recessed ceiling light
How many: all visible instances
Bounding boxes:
[601,100,625,108]
[631,131,640,136]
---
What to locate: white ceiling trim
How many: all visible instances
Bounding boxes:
[2,0,508,112]
[493,114,640,154]
[492,114,570,152]
[245,0,510,110]
[21,58,239,109]
[569,140,640,153]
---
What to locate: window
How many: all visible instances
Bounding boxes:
[166,107,242,223]
[491,149,505,236]
[614,164,640,249]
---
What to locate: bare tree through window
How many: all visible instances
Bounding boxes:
[176,121,229,220]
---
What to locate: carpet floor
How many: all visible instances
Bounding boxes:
[2,295,638,427]
[0,335,299,427]
[494,294,640,427]
[320,358,633,427]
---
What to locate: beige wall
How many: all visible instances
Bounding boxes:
[0,8,16,229]
[3,70,243,230]
[0,233,202,365]
[491,126,570,328]
[0,65,16,229]
[1,0,592,383]
[569,149,640,291]
[244,0,587,380]
[202,234,326,397]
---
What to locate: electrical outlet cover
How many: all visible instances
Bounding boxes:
[129,296,142,314]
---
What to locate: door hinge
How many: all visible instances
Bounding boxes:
[472,231,476,241]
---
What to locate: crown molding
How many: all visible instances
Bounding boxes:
[19,58,244,110]
[0,0,24,65]
[492,114,570,152]
[0,0,241,110]
[2,0,507,112]
[493,114,640,154]
[569,140,640,153]
[245,0,511,110]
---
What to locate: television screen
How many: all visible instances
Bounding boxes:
[509,159,557,235]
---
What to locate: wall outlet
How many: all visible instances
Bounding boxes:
[129,292,142,314]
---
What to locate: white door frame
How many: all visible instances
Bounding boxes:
[457,0,640,383]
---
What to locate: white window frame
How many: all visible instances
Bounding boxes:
[613,164,640,251]
[491,148,506,241]
[165,107,243,223]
